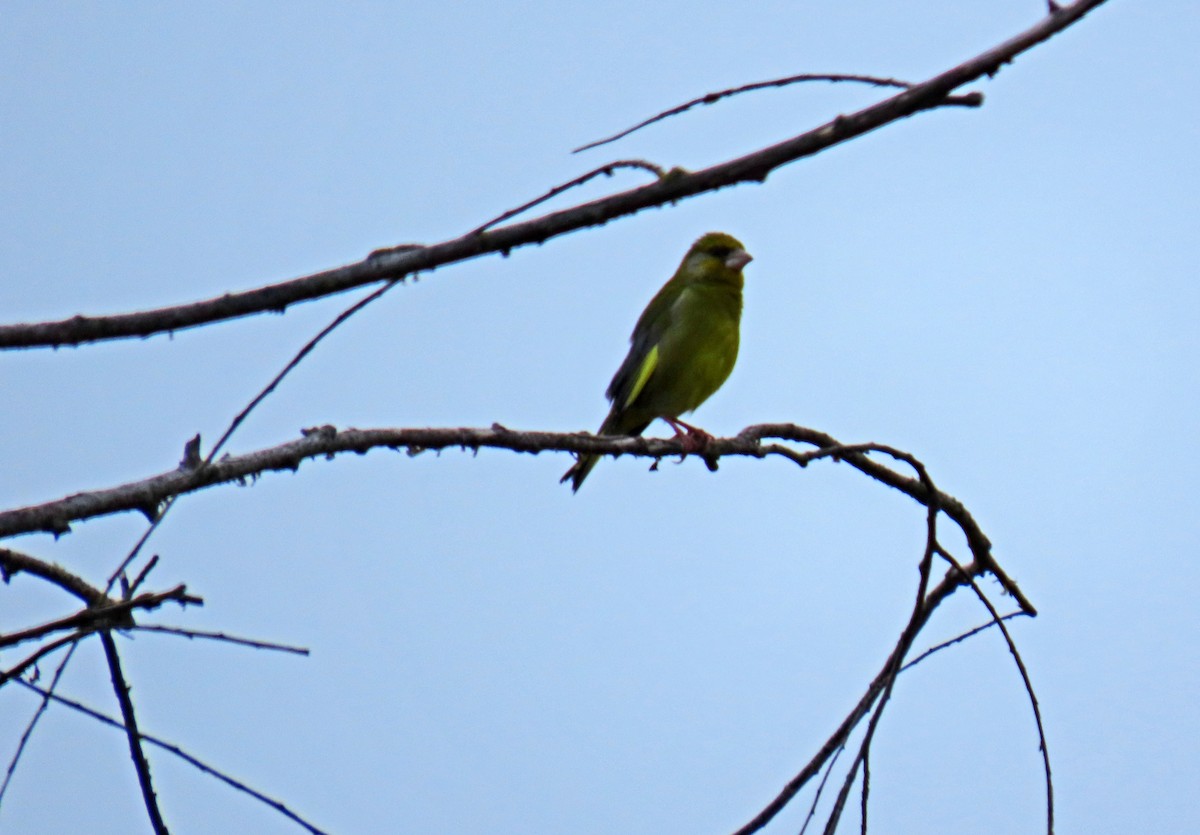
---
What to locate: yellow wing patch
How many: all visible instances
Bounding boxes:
[624,344,658,409]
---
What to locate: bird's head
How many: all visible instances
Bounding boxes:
[683,232,752,287]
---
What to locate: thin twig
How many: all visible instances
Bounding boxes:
[573,73,981,153]
[729,562,976,835]
[798,745,844,835]
[937,547,1054,834]
[12,678,329,835]
[860,750,870,835]
[0,630,90,685]
[900,612,1029,673]
[135,625,309,656]
[469,160,666,234]
[0,642,81,804]
[101,631,169,834]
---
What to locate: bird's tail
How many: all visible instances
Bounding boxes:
[560,453,599,493]
[560,411,650,493]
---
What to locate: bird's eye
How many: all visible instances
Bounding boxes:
[708,246,733,259]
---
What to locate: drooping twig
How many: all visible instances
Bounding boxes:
[12,678,330,835]
[936,546,1054,834]
[0,547,107,606]
[1,630,92,686]
[0,0,1110,350]
[572,73,982,154]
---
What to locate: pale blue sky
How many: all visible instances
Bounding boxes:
[2,2,1197,833]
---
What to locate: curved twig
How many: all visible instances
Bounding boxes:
[572,73,981,154]
[937,546,1054,834]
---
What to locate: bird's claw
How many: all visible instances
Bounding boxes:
[663,417,713,459]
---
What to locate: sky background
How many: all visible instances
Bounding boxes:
[2,1,1197,833]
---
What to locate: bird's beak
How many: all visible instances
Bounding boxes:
[725,249,752,271]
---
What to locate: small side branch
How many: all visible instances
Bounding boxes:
[573,74,982,153]
[469,160,667,234]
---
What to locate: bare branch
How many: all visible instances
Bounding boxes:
[104,280,400,588]
[0,0,1109,350]
[0,643,80,805]
[0,423,1036,614]
[819,455,943,834]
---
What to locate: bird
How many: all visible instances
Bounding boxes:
[561,231,752,492]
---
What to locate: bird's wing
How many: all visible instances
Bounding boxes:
[604,290,681,410]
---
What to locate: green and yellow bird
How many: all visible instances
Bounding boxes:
[562,231,752,492]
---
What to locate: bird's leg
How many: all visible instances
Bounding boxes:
[662,416,713,455]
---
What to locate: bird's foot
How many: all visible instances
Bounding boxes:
[663,417,713,456]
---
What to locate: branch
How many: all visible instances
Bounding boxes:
[0,585,202,652]
[0,423,1034,612]
[0,0,1109,350]
[1,630,92,686]
[731,561,972,835]
[1,546,107,605]
[102,631,170,834]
